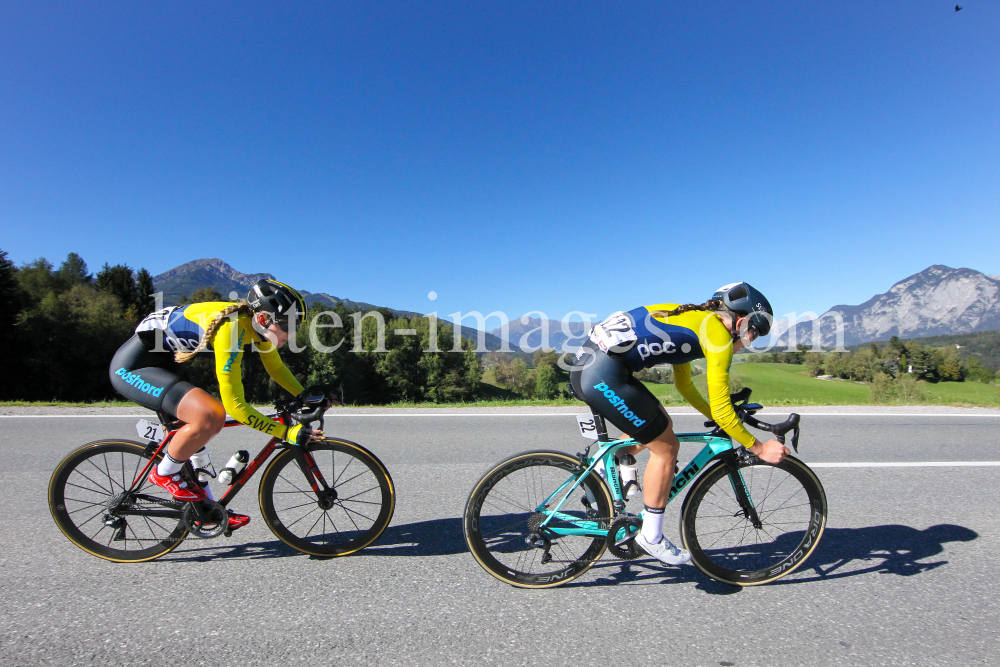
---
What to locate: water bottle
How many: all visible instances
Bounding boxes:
[218,450,249,486]
[617,453,639,499]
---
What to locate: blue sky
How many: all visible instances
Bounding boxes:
[2,1,997,325]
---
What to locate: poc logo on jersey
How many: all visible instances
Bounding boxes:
[592,382,646,429]
[164,335,200,352]
[115,368,164,397]
[637,340,676,361]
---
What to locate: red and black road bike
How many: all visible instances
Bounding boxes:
[49,387,395,563]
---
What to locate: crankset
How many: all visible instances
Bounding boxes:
[182,500,228,538]
[606,515,643,560]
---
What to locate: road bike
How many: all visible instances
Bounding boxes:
[463,388,826,588]
[49,387,395,563]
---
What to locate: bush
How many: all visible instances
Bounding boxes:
[869,373,925,405]
[635,367,673,384]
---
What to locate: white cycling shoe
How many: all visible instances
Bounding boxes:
[635,534,692,566]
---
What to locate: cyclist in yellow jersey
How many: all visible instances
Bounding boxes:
[569,282,790,566]
[109,279,323,530]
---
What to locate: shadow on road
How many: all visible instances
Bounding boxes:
[362,517,466,557]
[159,520,977,588]
[563,523,978,594]
[160,517,468,562]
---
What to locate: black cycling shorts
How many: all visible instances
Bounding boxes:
[569,341,670,445]
[109,334,197,418]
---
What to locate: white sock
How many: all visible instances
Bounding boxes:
[641,505,665,543]
[157,454,184,477]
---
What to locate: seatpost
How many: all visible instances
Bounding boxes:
[591,410,610,442]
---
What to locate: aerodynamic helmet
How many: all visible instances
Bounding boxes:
[247,279,307,325]
[711,282,773,337]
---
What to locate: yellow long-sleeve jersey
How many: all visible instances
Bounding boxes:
[138,302,306,441]
[609,304,757,448]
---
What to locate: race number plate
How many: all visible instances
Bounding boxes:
[136,418,165,443]
[576,413,598,438]
[589,311,637,352]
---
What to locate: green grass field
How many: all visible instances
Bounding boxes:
[642,362,1000,407]
[4,364,998,408]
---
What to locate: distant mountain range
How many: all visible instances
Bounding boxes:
[489,317,590,352]
[777,265,1000,348]
[153,260,999,354]
[152,258,509,350]
[153,258,423,319]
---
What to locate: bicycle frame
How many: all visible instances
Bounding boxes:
[536,430,744,539]
[125,413,333,514]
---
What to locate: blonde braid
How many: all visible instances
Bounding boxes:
[174,301,253,363]
[660,299,726,318]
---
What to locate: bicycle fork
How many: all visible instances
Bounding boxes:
[725,452,763,529]
[291,447,337,509]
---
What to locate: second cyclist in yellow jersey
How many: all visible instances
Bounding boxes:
[109,279,321,530]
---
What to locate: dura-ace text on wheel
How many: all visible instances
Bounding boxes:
[464,450,613,588]
[49,440,187,563]
[258,438,394,557]
[680,455,827,586]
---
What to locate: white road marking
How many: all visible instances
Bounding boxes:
[810,461,1000,468]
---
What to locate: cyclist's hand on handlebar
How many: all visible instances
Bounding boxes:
[295,426,325,445]
[749,439,790,464]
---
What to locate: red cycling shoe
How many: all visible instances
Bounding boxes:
[226,510,251,531]
[147,469,207,502]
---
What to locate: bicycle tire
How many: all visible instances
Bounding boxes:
[258,438,394,557]
[464,450,613,589]
[680,455,827,586]
[48,440,188,563]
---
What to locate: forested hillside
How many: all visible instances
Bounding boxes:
[0,249,482,404]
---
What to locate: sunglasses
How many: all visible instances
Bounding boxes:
[263,315,297,332]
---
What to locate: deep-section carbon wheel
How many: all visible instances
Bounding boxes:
[680,455,827,586]
[258,439,394,557]
[49,440,187,562]
[463,450,613,588]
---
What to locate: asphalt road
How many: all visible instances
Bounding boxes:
[2,407,999,667]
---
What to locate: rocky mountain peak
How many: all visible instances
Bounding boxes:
[778,265,1000,348]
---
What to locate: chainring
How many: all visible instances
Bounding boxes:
[182,500,228,538]
[606,515,643,560]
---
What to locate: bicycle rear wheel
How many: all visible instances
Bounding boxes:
[49,440,187,562]
[258,438,394,557]
[464,450,613,589]
[680,456,827,586]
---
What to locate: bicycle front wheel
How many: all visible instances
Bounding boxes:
[49,440,187,563]
[258,439,394,557]
[680,455,827,586]
[464,450,613,589]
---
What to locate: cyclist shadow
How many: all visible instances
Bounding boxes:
[571,523,978,594]
[359,517,467,557]
[161,517,468,562]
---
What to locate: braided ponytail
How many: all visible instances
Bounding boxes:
[659,299,727,318]
[174,300,254,363]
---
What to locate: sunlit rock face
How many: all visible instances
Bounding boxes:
[779,266,1000,348]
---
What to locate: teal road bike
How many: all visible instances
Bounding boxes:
[463,388,827,588]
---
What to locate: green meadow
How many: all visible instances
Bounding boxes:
[643,362,1000,407]
[5,363,998,409]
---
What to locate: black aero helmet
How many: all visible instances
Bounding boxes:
[711,282,774,336]
[247,279,307,324]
